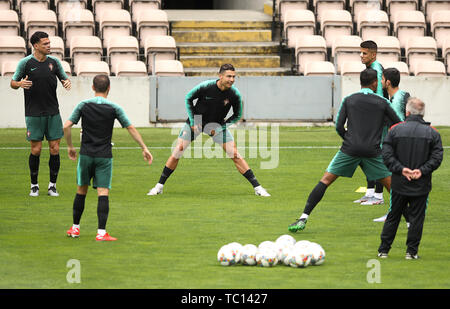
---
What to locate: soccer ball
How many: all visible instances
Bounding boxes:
[276,242,295,266]
[294,240,311,250]
[256,247,278,267]
[258,240,276,250]
[309,242,326,266]
[275,234,296,246]
[217,244,239,266]
[288,245,312,268]
[227,242,243,264]
[240,244,258,266]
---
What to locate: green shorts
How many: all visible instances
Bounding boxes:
[178,123,234,144]
[77,155,113,189]
[326,150,391,181]
[25,114,63,141]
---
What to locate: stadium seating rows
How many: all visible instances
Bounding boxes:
[0,0,449,76]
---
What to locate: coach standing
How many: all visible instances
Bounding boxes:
[378,98,443,259]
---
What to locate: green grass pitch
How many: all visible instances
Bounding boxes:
[0,126,449,289]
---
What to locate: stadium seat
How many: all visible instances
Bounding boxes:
[357,10,389,41]
[154,60,184,76]
[340,61,366,76]
[392,10,426,49]
[99,9,132,45]
[350,0,383,22]
[56,0,87,21]
[277,0,309,22]
[114,60,148,76]
[406,36,437,73]
[60,59,72,76]
[295,35,327,75]
[48,36,65,60]
[283,10,315,49]
[92,0,124,22]
[1,60,18,76]
[144,35,177,74]
[314,0,346,22]
[430,10,450,49]
[443,39,450,74]
[423,0,450,23]
[70,36,103,73]
[0,36,26,73]
[23,10,58,48]
[136,9,169,49]
[61,9,95,48]
[17,0,49,19]
[130,0,161,22]
[413,60,446,76]
[386,0,418,18]
[0,0,11,10]
[320,10,353,48]
[106,36,139,74]
[0,9,20,36]
[332,35,362,74]
[383,61,410,76]
[373,36,401,65]
[76,60,110,76]
[303,61,336,76]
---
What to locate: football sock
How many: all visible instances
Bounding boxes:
[97,196,109,230]
[158,166,174,185]
[366,180,375,197]
[97,229,106,236]
[29,154,40,185]
[243,169,260,188]
[375,181,383,194]
[303,181,328,215]
[73,194,86,225]
[49,154,60,184]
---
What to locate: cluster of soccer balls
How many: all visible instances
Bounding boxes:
[217,235,325,268]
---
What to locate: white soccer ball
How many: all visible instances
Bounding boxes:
[289,245,312,268]
[217,244,238,266]
[294,240,311,250]
[240,244,258,266]
[275,234,296,246]
[309,242,326,266]
[256,247,278,267]
[227,242,243,264]
[258,240,276,250]
[278,243,295,266]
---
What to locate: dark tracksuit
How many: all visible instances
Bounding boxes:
[379,115,443,255]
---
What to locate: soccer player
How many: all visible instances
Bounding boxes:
[288,68,402,232]
[10,31,71,197]
[64,75,153,241]
[378,98,443,259]
[147,64,270,197]
[354,40,389,205]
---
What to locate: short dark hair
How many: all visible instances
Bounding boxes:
[219,64,235,74]
[382,67,401,88]
[30,31,49,46]
[360,40,378,51]
[93,74,110,93]
[360,68,378,87]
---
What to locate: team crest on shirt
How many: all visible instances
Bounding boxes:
[224,99,230,106]
[48,63,53,71]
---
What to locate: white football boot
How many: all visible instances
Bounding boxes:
[254,185,270,197]
[147,183,163,196]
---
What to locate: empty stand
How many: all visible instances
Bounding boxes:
[406,36,437,73]
[154,59,184,76]
[413,60,446,76]
[61,9,95,48]
[295,35,327,75]
[99,9,132,45]
[386,0,418,18]
[332,35,362,74]
[0,9,20,36]
[392,10,426,49]
[340,60,366,76]
[115,60,148,76]
[76,60,110,76]
[443,39,450,74]
[144,35,177,74]
[0,36,26,73]
[430,10,450,49]
[24,9,58,48]
[304,61,336,75]
[350,0,383,22]
[374,36,401,65]
[92,0,123,22]
[320,10,353,48]
[55,0,87,21]
[130,0,161,22]
[70,36,103,73]
[18,0,50,20]
[383,61,410,76]
[136,9,169,49]
[48,36,65,60]
[0,0,11,10]
[357,10,389,41]
[423,0,450,23]
[106,36,139,74]
[283,10,315,49]
[314,0,346,22]
[277,0,308,22]
[1,60,18,76]
[60,59,72,76]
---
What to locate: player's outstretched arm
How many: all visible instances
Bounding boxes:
[126,125,153,165]
[63,120,77,161]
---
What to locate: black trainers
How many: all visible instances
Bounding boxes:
[288,218,307,232]
[29,186,39,197]
[405,252,419,260]
[48,186,59,197]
